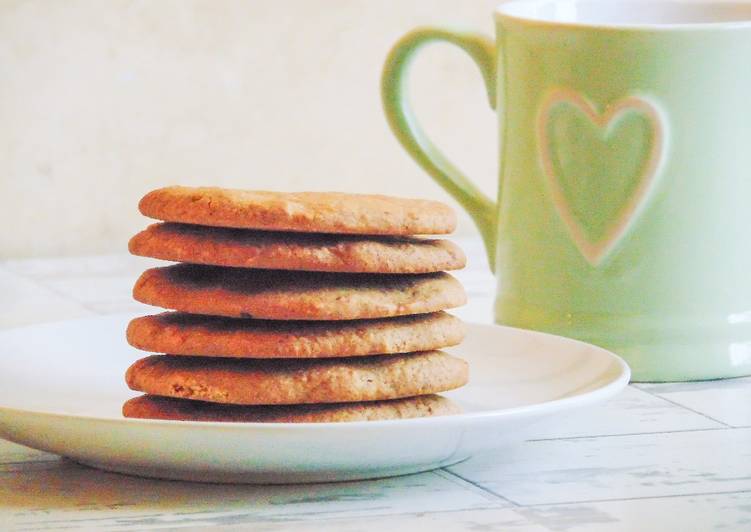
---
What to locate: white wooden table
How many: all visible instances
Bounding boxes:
[2,239,750,531]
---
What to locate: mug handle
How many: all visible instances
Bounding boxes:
[382,27,498,270]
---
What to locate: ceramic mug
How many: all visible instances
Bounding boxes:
[382,0,751,381]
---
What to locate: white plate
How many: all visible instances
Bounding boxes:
[0,314,629,484]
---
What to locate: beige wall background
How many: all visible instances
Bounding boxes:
[0,0,501,257]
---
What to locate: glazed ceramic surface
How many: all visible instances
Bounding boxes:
[382,0,751,381]
[0,314,628,484]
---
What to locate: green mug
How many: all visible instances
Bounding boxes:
[382,0,751,382]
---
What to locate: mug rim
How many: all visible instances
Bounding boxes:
[495,0,751,30]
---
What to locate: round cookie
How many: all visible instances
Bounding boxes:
[132,264,466,320]
[138,186,456,235]
[127,311,465,358]
[122,394,461,423]
[125,351,469,405]
[129,223,466,274]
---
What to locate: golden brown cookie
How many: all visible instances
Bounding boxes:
[132,264,466,320]
[129,223,465,274]
[125,351,469,405]
[122,394,461,423]
[126,311,465,358]
[138,186,456,235]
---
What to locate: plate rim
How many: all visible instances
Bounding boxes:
[0,315,630,431]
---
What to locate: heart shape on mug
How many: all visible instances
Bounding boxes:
[537,89,666,267]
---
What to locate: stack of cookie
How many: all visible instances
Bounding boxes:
[122,186,469,423]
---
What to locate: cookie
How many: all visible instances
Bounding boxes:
[138,186,456,235]
[127,311,465,358]
[132,264,466,320]
[122,394,461,423]
[125,351,469,405]
[129,223,465,274]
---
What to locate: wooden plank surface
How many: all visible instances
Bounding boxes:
[2,241,750,531]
